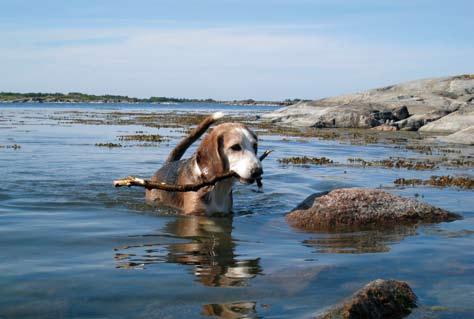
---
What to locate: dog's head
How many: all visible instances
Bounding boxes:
[196,123,263,184]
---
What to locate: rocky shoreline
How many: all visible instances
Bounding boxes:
[265,75,474,144]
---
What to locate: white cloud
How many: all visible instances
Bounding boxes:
[1,26,473,99]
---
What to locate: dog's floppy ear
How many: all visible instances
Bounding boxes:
[196,130,227,180]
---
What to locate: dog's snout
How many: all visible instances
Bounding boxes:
[250,167,263,179]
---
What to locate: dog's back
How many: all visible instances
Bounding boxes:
[145,158,190,209]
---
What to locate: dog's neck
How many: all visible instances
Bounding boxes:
[206,179,234,214]
[193,158,234,214]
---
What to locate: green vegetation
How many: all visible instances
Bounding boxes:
[0,91,217,104]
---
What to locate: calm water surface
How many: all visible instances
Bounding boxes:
[0,103,473,318]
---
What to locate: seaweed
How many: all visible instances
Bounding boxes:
[394,176,474,189]
[95,143,122,148]
[117,134,169,142]
[278,156,334,165]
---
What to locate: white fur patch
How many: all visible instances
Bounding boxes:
[212,112,224,120]
[228,128,261,180]
[193,159,202,176]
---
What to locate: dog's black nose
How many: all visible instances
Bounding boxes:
[251,167,263,179]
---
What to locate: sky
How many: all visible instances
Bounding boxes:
[0,0,473,100]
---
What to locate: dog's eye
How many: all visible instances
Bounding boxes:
[230,144,242,151]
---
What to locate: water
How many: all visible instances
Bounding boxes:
[0,103,473,318]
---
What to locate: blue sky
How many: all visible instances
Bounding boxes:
[1,0,473,100]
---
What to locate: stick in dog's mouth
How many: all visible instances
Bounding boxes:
[113,150,272,192]
[239,177,257,185]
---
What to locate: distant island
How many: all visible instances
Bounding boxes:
[0,92,304,107]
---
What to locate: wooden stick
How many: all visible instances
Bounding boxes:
[113,149,273,192]
[259,149,273,162]
[114,171,238,192]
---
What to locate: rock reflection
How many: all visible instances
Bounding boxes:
[202,301,258,319]
[114,216,262,287]
[302,225,418,253]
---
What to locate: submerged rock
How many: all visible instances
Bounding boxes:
[286,188,461,231]
[316,279,417,319]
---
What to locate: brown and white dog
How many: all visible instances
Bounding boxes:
[145,112,263,215]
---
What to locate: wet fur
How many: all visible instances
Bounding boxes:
[145,122,260,215]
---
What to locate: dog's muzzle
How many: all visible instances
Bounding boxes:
[238,167,263,184]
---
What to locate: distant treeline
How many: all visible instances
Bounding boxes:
[0,92,304,106]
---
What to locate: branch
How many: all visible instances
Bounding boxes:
[113,149,273,192]
[256,150,273,189]
[113,171,238,192]
[259,149,273,162]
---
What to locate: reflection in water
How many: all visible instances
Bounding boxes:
[114,216,262,287]
[302,225,418,254]
[202,301,258,319]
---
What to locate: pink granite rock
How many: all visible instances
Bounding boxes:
[286,188,461,231]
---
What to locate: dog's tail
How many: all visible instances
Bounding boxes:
[166,112,224,163]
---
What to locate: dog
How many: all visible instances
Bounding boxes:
[145,112,263,215]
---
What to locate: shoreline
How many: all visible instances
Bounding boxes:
[0,100,284,107]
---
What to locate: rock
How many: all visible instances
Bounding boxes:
[392,105,409,120]
[267,103,409,128]
[286,188,461,231]
[371,124,398,131]
[316,279,417,319]
[264,75,474,129]
[419,105,474,133]
[396,110,450,131]
[437,126,474,145]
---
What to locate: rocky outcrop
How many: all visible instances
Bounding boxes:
[316,279,417,319]
[265,103,409,129]
[437,126,474,145]
[395,110,450,131]
[264,75,474,134]
[419,105,474,133]
[286,188,461,231]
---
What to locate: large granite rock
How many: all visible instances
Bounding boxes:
[286,188,461,231]
[419,105,474,133]
[395,109,450,131]
[316,279,417,319]
[437,126,474,145]
[265,103,410,128]
[264,75,474,130]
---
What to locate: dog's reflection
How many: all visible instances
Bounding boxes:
[202,301,258,319]
[115,216,261,287]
